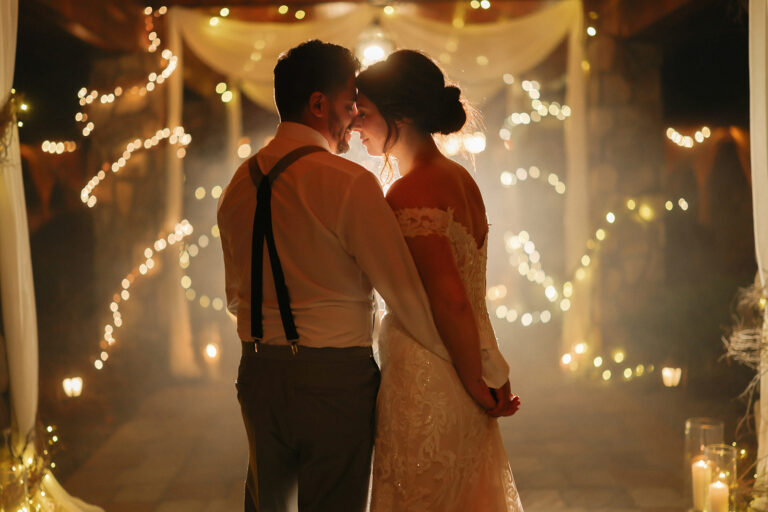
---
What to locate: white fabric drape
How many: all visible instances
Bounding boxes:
[173,3,583,114]
[750,0,768,505]
[1,1,102,509]
[0,0,37,452]
[171,0,588,357]
[167,9,200,378]
[562,6,590,361]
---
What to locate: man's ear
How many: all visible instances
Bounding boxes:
[308,91,326,119]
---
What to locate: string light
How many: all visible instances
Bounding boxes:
[490,195,690,341]
[666,126,711,148]
[559,342,655,383]
[499,166,565,194]
[503,79,572,129]
[44,8,177,156]
[543,201,693,380]
[79,126,191,208]
[75,9,176,140]
[1,427,65,511]
[90,220,194,371]
[41,140,77,154]
[176,223,229,314]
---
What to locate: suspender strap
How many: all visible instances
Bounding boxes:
[248,145,326,349]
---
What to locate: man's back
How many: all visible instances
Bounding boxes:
[218,121,390,348]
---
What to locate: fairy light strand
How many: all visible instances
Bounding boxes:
[45,6,175,150]
[80,126,192,208]
[487,196,690,331]
[92,220,193,371]
[666,126,712,149]
[500,79,572,133]
[499,165,566,194]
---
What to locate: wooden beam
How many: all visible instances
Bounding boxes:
[586,0,698,38]
[30,0,146,51]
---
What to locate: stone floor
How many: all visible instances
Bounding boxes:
[61,344,710,512]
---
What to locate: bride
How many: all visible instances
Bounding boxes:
[352,50,524,512]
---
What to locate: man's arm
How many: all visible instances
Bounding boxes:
[337,171,450,361]
[217,202,240,317]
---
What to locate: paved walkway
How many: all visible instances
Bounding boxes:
[62,345,716,512]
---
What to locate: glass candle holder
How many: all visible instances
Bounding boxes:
[685,418,724,506]
[705,443,737,511]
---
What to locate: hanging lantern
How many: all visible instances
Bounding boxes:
[356,21,394,68]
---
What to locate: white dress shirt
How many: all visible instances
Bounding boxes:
[217,122,449,357]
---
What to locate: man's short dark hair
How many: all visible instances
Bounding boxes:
[273,40,360,122]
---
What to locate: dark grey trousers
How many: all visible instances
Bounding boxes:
[236,343,380,512]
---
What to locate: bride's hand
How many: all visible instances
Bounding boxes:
[465,378,497,410]
[486,381,521,417]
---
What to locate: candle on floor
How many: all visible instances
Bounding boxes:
[692,458,711,510]
[709,480,728,512]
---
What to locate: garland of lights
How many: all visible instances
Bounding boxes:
[488,64,701,385]
[92,220,194,371]
[24,5,198,379]
[79,126,191,208]
[554,197,689,382]
[43,7,177,152]
[666,125,712,149]
[499,79,572,137]
[0,424,63,512]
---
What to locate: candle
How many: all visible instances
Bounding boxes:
[692,458,711,510]
[709,480,728,512]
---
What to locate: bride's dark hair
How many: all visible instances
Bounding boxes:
[356,50,468,179]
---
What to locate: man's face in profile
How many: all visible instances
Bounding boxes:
[327,76,358,154]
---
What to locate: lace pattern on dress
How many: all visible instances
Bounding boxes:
[370,206,522,512]
[394,207,453,239]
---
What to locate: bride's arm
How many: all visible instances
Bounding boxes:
[401,233,495,410]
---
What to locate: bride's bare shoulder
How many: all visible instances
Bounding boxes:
[385,158,462,210]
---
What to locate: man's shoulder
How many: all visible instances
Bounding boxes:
[216,161,251,216]
[304,151,372,181]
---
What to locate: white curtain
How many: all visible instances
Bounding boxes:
[172,0,588,354]
[167,9,200,378]
[750,0,768,506]
[173,3,583,114]
[1,0,102,509]
[0,0,37,454]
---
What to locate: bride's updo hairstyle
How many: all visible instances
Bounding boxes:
[356,50,467,150]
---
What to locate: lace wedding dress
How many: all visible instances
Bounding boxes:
[370,207,523,512]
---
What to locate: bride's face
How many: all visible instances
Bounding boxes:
[351,93,389,157]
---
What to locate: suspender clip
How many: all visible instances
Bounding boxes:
[289,342,299,356]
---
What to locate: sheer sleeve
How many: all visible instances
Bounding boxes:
[393,207,453,239]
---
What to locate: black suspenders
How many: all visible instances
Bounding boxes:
[249,145,326,353]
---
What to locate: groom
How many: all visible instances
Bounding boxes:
[217,40,451,512]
